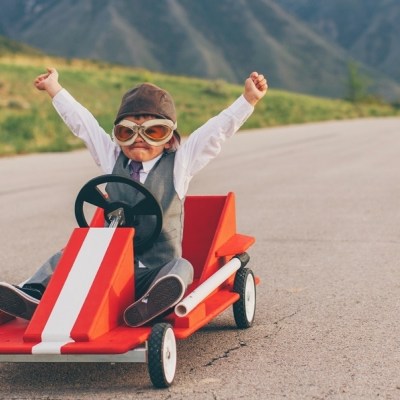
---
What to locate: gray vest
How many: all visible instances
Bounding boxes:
[106,152,183,269]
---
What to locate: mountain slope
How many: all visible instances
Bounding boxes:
[0,0,399,100]
[275,0,400,82]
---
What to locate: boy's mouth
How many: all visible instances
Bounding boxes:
[130,143,149,149]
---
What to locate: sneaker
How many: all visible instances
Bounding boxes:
[20,283,44,300]
[0,282,40,320]
[124,275,185,327]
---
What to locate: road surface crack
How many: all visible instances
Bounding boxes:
[203,309,300,367]
[264,308,300,340]
[204,336,247,367]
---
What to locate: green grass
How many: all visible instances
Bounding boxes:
[0,55,398,156]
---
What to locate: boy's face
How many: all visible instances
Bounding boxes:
[119,115,171,162]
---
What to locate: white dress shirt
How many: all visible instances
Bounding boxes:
[52,89,254,199]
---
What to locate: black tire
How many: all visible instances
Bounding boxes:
[233,268,256,329]
[148,323,177,388]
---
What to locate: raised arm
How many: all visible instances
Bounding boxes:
[34,67,119,173]
[174,72,268,198]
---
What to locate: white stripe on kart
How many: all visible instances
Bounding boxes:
[32,228,116,354]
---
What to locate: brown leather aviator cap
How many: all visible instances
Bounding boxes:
[114,83,177,125]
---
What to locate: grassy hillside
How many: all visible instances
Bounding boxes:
[0,54,398,156]
[0,35,44,56]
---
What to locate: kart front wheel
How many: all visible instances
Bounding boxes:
[233,268,256,329]
[148,323,177,388]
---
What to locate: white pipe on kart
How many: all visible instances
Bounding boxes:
[175,254,248,317]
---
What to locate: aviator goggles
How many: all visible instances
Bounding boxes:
[112,119,176,147]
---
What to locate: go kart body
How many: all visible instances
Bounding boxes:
[0,175,258,387]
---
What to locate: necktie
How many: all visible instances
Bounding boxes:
[129,161,143,182]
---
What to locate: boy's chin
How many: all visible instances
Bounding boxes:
[122,146,162,162]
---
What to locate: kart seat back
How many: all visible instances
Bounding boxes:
[182,193,238,283]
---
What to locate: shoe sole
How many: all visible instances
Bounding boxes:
[124,275,184,327]
[0,282,39,320]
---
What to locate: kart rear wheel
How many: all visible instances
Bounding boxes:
[148,323,177,388]
[233,268,256,329]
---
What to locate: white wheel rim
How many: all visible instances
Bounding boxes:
[162,327,177,384]
[245,273,256,322]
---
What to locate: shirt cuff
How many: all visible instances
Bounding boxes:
[222,94,255,125]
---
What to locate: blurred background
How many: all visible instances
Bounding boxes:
[0,0,399,155]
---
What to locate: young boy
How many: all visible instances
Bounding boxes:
[0,68,267,327]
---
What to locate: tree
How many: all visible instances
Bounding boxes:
[345,61,370,103]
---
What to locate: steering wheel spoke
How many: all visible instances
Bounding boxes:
[130,198,160,216]
[82,186,110,209]
[75,174,163,252]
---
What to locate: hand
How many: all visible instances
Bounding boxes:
[243,72,268,106]
[34,67,63,98]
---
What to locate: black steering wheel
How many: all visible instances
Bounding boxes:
[75,174,163,252]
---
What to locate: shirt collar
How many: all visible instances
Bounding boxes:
[128,153,163,173]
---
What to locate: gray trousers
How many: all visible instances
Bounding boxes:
[25,250,194,301]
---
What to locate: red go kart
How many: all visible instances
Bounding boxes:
[0,175,259,388]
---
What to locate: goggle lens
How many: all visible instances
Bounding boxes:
[144,125,171,140]
[114,126,136,142]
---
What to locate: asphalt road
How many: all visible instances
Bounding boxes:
[0,117,399,399]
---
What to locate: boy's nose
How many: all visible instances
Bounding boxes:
[135,135,145,143]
